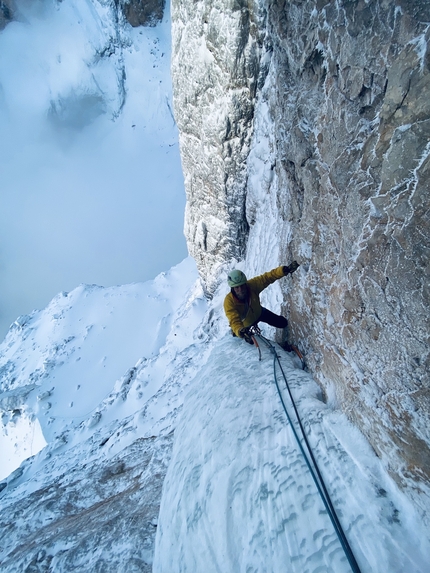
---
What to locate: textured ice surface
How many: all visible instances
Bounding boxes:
[154,335,429,573]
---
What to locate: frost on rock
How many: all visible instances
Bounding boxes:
[172,0,430,509]
[171,0,269,293]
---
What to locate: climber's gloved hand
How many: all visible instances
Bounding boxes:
[239,327,254,345]
[283,261,300,276]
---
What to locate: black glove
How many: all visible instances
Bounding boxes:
[239,327,254,345]
[283,261,300,275]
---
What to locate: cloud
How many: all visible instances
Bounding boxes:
[0,0,187,339]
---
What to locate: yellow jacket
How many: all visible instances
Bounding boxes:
[223,266,285,337]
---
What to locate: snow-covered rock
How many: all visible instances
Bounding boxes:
[171,0,430,509]
[171,0,269,294]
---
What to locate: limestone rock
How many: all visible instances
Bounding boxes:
[171,0,269,293]
[262,0,430,508]
[172,0,430,512]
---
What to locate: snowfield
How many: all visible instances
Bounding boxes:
[1,259,429,572]
[153,333,429,573]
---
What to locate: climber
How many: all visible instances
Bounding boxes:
[224,262,299,346]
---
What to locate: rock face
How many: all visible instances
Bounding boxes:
[171,0,269,293]
[172,0,430,511]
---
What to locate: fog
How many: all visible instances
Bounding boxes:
[0,0,187,340]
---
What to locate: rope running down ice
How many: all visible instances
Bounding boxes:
[251,328,362,573]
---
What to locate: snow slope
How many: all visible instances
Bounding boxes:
[0,257,204,480]
[153,332,429,573]
[1,260,429,571]
[0,258,210,571]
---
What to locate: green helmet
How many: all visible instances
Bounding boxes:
[227,269,247,288]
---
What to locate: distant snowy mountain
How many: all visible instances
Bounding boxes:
[0,257,204,480]
[0,257,209,571]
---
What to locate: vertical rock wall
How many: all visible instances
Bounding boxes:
[171,0,269,293]
[262,0,430,507]
[172,0,430,511]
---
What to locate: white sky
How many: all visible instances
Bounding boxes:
[0,0,187,340]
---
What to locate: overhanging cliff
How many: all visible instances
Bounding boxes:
[171,0,430,512]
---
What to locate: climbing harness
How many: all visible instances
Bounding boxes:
[251,329,362,573]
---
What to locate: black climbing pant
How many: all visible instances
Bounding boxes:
[230,307,287,337]
[254,307,288,329]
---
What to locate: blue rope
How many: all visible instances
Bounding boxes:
[258,333,362,573]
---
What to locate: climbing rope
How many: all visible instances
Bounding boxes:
[252,329,362,573]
